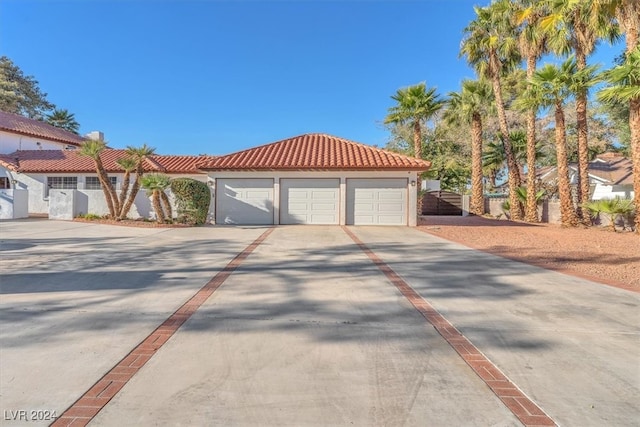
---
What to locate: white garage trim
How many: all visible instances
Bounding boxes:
[215,178,274,225]
[280,178,340,224]
[347,178,408,225]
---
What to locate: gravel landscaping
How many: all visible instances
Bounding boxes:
[419,215,640,290]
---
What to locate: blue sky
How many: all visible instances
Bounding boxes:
[1,0,623,155]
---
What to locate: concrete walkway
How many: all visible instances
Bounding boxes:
[1,221,638,426]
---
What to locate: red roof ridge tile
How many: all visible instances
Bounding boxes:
[198,133,431,171]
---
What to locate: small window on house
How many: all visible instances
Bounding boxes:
[0,177,10,189]
[46,176,78,198]
[85,176,117,190]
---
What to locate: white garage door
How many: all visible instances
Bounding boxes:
[281,179,340,224]
[216,178,274,225]
[347,179,407,225]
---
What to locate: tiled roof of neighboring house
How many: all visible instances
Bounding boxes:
[0,110,86,147]
[587,152,633,185]
[197,133,432,171]
[535,152,633,185]
[0,149,215,174]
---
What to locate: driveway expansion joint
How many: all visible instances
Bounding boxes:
[50,227,275,427]
[342,226,558,427]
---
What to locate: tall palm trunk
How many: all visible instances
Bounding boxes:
[470,112,484,215]
[623,19,639,233]
[118,170,131,212]
[413,121,422,160]
[413,121,424,216]
[525,55,539,223]
[554,101,579,227]
[160,191,173,222]
[631,97,640,233]
[119,164,143,220]
[575,45,591,224]
[151,191,165,224]
[490,51,523,220]
[94,157,117,219]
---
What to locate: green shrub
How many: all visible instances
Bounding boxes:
[77,213,102,220]
[583,198,635,232]
[170,178,211,225]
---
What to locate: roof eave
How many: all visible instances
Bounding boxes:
[198,166,431,172]
[0,127,84,147]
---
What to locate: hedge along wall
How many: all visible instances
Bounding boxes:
[170,178,211,225]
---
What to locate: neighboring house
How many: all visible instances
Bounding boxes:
[0,149,215,218]
[537,152,634,200]
[0,110,87,154]
[198,133,431,226]
[0,110,106,190]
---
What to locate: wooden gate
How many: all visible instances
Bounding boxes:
[422,191,462,215]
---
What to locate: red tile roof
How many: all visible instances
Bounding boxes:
[0,150,215,174]
[0,110,86,146]
[198,133,431,171]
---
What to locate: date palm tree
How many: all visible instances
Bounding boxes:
[541,0,620,222]
[444,79,494,215]
[79,139,119,219]
[46,108,79,134]
[119,144,155,220]
[141,173,172,223]
[461,0,524,220]
[514,0,550,222]
[521,58,598,227]
[598,46,639,233]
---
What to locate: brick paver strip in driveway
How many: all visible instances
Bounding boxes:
[51,228,274,427]
[343,226,556,427]
[89,226,520,426]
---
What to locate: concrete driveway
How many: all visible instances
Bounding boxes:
[0,221,638,426]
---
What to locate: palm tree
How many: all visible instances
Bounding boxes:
[483,140,506,190]
[141,173,172,223]
[79,139,119,219]
[482,131,539,191]
[541,0,620,223]
[598,46,640,233]
[384,82,444,160]
[521,58,597,227]
[594,0,638,53]
[116,156,136,214]
[461,0,524,220]
[514,0,550,222]
[46,109,79,134]
[119,144,155,220]
[384,82,444,214]
[444,79,494,215]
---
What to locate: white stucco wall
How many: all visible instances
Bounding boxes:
[0,189,28,219]
[592,184,634,200]
[8,171,207,218]
[0,131,76,153]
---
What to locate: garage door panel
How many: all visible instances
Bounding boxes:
[379,191,404,201]
[216,179,274,225]
[348,179,407,225]
[311,202,337,210]
[281,179,340,225]
[378,203,404,213]
[311,190,338,200]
